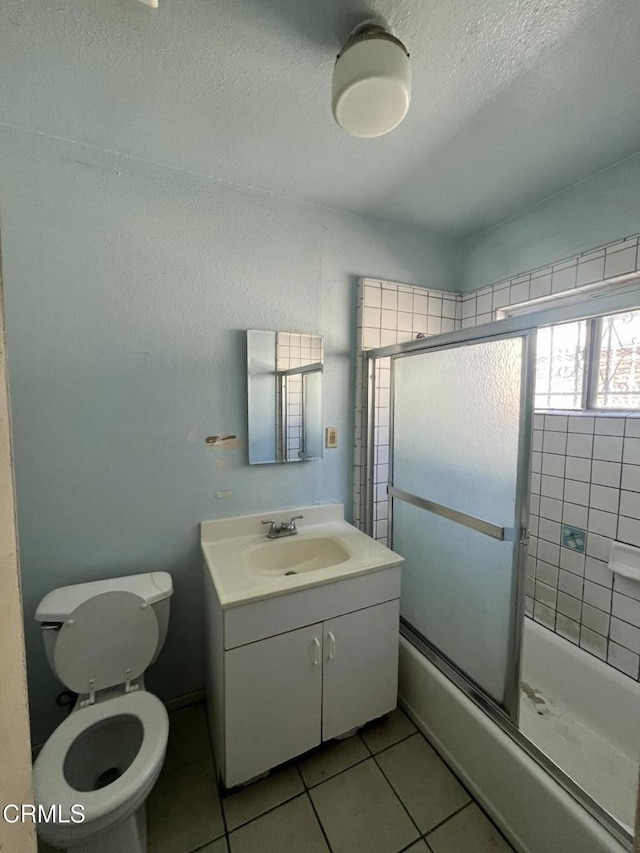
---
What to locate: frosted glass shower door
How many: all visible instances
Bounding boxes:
[390,334,530,714]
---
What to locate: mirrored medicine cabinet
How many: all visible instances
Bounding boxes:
[247,330,323,464]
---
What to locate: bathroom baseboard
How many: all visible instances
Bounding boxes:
[164,690,205,713]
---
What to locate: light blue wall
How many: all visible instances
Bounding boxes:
[0,127,458,743]
[462,153,640,292]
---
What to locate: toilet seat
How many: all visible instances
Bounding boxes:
[33,691,168,835]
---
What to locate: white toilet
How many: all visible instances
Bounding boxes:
[32,572,173,853]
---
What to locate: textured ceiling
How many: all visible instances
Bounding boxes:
[1,0,639,236]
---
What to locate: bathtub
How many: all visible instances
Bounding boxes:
[398,619,635,853]
[520,618,639,835]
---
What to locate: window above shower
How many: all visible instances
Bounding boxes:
[535,310,640,411]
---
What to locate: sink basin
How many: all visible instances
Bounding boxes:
[244,536,350,576]
[201,504,404,607]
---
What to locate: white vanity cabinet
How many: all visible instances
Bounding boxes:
[204,565,401,788]
[321,600,399,740]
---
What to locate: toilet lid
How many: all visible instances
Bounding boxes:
[53,591,159,694]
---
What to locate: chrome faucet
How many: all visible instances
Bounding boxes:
[261,515,304,539]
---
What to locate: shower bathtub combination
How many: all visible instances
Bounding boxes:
[361,280,640,853]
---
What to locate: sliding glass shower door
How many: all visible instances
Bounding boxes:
[388,332,533,717]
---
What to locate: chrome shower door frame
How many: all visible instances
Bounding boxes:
[376,327,534,722]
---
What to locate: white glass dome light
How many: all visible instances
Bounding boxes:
[332,22,411,139]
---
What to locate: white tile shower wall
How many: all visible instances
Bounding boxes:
[526,411,640,682]
[455,232,640,681]
[352,278,462,533]
[460,234,640,330]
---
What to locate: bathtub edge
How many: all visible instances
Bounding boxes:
[398,636,628,853]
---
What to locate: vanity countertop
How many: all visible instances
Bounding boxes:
[200,503,403,608]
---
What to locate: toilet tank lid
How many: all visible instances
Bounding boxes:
[35,572,173,623]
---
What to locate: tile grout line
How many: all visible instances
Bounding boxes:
[214,756,231,844]
[278,761,333,853]
[396,722,478,805]
[304,789,336,853]
[300,724,426,850]
[398,709,517,851]
[300,726,417,792]
[396,838,430,853]
[158,709,229,853]
[306,723,426,851]
[360,727,419,759]
[221,788,305,835]
[193,702,232,846]
[416,782,517,852]
[299,736,372,791]
[422,799,473,839]
[366,736,425,844]
[190,836,228,853]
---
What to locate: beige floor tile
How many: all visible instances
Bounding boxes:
[228,795,329,853]
[427,803,514,853]
[147,754,225,853]
[405,842,430,852]
[37,841,62,853]
[199,838,229,852]
[360,707,417,753]
[310,758,419,853]
[298,734,369,787]
[164,702,211,771]
[376,734,470,833]
[223,765,304,831]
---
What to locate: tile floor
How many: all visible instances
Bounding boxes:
[144,703,516,853]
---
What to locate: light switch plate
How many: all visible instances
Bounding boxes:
[325,427,338,449]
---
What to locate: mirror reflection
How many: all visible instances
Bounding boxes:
[247,330,323,464]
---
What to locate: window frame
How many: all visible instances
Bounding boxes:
[581,315,599,410]
[498,277,640,414]
[536,312,640,413]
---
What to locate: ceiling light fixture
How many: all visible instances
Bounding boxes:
[332,21,411,139]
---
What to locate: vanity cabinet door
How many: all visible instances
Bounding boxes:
[224,623,322,787]
[321,599,400,741]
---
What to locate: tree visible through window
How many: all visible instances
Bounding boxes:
[535,310,640,411]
